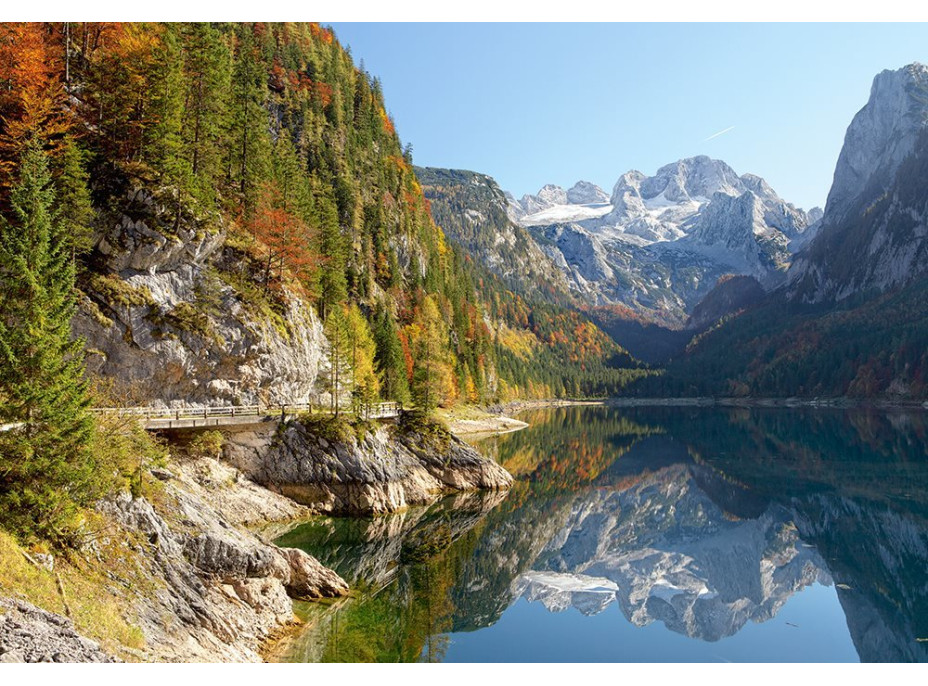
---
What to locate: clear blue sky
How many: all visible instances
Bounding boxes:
[328,23,928,211]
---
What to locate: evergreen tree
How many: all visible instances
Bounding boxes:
[318,189,348,319]
[229,25,269,210]
[0,142,96,541]
[180,22,230,202]
[54,136,95,261]
[147,23,188,192]
[373,305,410,404]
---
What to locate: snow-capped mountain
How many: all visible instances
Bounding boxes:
[514,181,612,227]
[510,463,830,641]
[508,157,817,323]
[788,62,928,303]
[567,180,610,205]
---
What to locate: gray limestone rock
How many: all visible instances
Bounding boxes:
[0,598,117,663]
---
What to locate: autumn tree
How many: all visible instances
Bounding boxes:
[409,296,457,412]
[324,305,350,416]
[0,23,70,193]
[344,304,380,417]
[248,182,319,291]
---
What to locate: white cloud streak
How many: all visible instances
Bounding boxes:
[703,125,736,142]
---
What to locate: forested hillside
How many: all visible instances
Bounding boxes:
[415,166,650,399]
[0,22,646,412]
[644,270,928,399]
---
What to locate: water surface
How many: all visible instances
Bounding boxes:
[274,405,928,662]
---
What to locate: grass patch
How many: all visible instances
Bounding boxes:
[0,527,147,659]
[86,273,155,309]
[293,413,376,444]
[396,409,451,453]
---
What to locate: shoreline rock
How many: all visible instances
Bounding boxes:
[224,413,513,516]
[90,460,348,662]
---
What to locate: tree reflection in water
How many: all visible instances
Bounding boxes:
[274,406,928,663]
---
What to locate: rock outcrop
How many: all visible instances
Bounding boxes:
[223,415,513,515]
[0,598,118,663]
[74,182,329,407]
[92,461,347,662]
[170,455,310,526]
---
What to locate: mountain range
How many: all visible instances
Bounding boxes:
[501,155,820,324]
[417,62,928,396]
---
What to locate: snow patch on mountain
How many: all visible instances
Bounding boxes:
[511,156,813,322]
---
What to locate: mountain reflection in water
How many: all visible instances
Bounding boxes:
[273,406,928,663]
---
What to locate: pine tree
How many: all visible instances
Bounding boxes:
[54,136,95,261]
[147,23,188,190]
[229,25,269,210]
[180,22,230,202]
[318,189,348,320]
[0,142,96,541]
[373,305,410,404]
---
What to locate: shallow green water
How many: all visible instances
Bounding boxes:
[274,405,928,663]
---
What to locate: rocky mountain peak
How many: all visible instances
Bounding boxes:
[640,156,743,204]
[788,63,928,303]
[823,62,928,227]
[567,180,609,205]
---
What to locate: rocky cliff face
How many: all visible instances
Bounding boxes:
[223,415,513,515]
[75,182,329,408]
[90,458,347,662]
[788,63,928,304]
[823,63,928,228]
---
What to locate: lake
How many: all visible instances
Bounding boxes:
[272,405,928,663]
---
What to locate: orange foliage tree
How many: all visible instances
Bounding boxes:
[247,182,320,292]
[0,23,70,189]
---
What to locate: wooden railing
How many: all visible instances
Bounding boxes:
[87,401,402,424]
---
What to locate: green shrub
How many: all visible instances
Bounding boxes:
[187,430,225,459]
